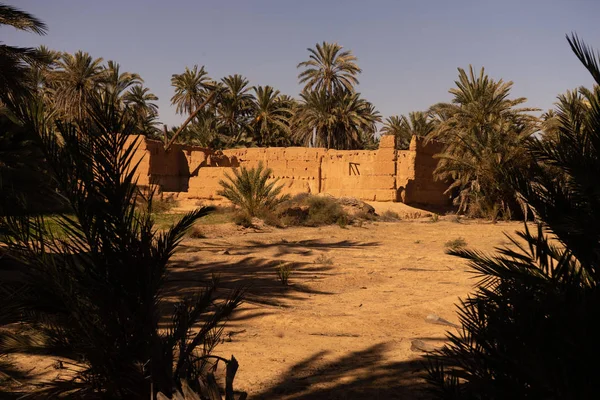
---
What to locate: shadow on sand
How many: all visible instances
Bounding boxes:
[162,238,379,317]
[255,342,431,399]
[180,238,380,258]
[165,256,334,308]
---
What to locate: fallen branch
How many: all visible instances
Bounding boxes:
[164,90,218,151]
[308,332,360,338]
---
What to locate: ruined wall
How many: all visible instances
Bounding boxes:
[131,135,450,206]
[403,137,449,205]
[320,135,397,201]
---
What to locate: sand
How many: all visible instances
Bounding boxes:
[6,210,524,399]
[169,216,521,399]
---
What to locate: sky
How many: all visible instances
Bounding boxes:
[4,0,600,128]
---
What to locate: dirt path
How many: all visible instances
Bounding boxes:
[169,218,522,399]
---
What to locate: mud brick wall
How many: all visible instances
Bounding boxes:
[129,134,450,206]
[402,137,449,205]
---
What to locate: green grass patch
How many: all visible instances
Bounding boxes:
[36,208,233,237]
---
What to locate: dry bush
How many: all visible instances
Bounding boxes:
[380,210,401,221]
[315,254,334,265]
[444,237,467,251]
[305,196,348,227]
[258,209,285,228]
[354,209,377,221]
[188,225,206,239]
[275,195,350,227]
[232,211,253,228]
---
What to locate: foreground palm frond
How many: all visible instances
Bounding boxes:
[0,4,48,104]
[0,96,243,398]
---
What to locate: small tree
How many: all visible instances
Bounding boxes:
[218,162,289,217]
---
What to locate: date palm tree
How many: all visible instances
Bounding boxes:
[428,66,539,219]
[52,51,108,123]
[382,111,437,150]
[541,89,588,144]
[216,74,254,144]
[28,45,60,106]
[170,65,212,116]
[427,34,600,399]
[0,3,47,104]
[297,41,361,95]
[102,60,142,104]
[295,89,380,150]
[251,85,293,146]
[123,84,159,135]
[218,162,289,217]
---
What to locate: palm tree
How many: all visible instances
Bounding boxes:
[124,85,158,116]
[170,65,212,115]
[297,42,361,95]
[216,74,254,144]
[427,34,600,399]
[178,112,222,147]
[28,45,60,106]
[541,89,588,144]
[51,51,108,123]
[381,112,437,150]
[123,85,159,135]
[251,85,293,146]
[0,4,47,104]
[218,162,289,217]
[295,89,381,149]
[0,97,243,398]
[102,60,142,104]
[427,66,539,219]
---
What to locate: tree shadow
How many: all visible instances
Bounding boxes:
[255,342,431,399]
[179,238,380,258]
[164,256,334,310]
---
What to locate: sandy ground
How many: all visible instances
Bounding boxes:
[5,206,525,399]
[167,216,521,399]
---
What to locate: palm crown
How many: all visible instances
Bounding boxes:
[297,41,361,95]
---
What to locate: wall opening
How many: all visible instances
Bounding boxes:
[349,162,361,176]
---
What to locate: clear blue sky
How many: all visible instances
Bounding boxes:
[4,0,600,128]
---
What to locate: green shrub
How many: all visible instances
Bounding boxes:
[276,263,292,286]
[218,162,289,217]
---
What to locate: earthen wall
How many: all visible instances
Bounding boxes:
[130,135,450,206]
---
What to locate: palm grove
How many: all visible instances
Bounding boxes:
[3,2,600,399]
